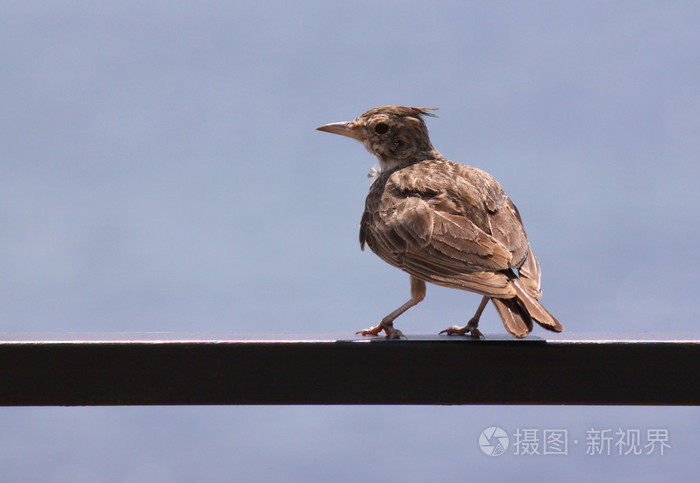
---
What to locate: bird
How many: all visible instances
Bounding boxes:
[316,106,562,339]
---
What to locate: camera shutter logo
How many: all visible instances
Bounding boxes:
[479,427,510,456]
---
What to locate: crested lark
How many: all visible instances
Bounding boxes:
[317,106,562,339]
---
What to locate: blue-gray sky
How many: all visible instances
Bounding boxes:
[1,1,699,481]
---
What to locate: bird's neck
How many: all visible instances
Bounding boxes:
[376,146,445,172]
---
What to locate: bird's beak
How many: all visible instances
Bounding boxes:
[316,121,362,140]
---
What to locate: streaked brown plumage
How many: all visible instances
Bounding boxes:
[317,106,562,339]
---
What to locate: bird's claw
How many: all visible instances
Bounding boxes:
[469,328,484,339]
[439,325,467,336]
[439,325,484,339]
[387,329,405,339]
[356,323,404,339]
[356,326,381,336]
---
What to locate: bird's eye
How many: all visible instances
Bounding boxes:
[374,122,389,134]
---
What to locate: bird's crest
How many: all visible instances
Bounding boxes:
[363,106,438,119]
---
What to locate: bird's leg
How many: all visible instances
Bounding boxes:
[440,295,489,338]
[356,276,426,339]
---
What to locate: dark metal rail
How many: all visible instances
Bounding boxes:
[1,332,698,406]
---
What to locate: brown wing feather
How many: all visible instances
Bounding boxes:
[487,197,543,300]
[360,160,529,298]
[518,246,542,299]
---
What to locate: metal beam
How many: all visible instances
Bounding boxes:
[1,333,698,406]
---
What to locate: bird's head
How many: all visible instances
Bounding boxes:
[317,105,441,172]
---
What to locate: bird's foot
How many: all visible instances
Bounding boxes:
[439,325,470,336]
[439,319,484,339]
[356,321,404,339]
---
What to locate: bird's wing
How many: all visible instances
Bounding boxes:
[361,161,533,297]
[486,194,542,298]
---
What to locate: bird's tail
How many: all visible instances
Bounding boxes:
[492,278,563,338]
[492,297,532,338]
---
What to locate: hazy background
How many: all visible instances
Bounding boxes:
[2,1,699,481]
